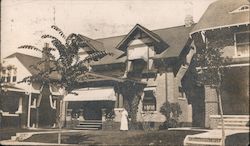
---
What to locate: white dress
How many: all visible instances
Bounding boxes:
[120,109,128,130]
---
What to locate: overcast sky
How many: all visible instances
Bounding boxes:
[1,0,215,58]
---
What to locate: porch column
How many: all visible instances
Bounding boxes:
[166,68,176,103]
[204,85,218,128]
[16,96,23,114]
[78,109,85,121]
[101,108,106,122]
[66,109,72,128]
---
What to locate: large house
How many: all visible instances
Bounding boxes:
[0,0,249,130]
[0,22,195,129]
[183,0,249,128]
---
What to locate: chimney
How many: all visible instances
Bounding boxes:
[42,43,50,71]
[184,0,194,27]
[185,14,194,27]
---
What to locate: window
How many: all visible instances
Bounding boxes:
[230,5,249,13]
[12,76,17,82]
[143,90,156,111]
[6,76,11,82]
[235,32,250,57]
[30,98,37,108]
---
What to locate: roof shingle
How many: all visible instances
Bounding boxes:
[191,0,250,34]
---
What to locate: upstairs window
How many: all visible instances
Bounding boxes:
[0,67,17,83]
[230,5,249,13]
[235,32,250,57]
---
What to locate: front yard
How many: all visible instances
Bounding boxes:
[23,130,204,145]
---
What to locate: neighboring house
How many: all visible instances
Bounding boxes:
[0,52,60,128]
[183,0,249,128]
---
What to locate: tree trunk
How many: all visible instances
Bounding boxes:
[130,94,141,129]
[216,87,225,146]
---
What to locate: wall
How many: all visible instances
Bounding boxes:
[136,73,166,123]
[3,57,33,92]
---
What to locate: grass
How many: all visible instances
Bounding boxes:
[0,128,28,140]
[24,130,205,145]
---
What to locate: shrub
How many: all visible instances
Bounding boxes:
[105,108,115,121]
[159,101,182,129]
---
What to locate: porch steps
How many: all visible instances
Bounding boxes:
[184,115,249,146]
[74,120,102,130]
[184,130,248,146]
[216,115,249,131]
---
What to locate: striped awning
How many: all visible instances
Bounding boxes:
[64,87,116,101]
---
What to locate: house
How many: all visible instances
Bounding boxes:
[64,23,195,129]
[3,0,247,130]
[183,0,249,128]
[0,21,195,129]
[0,52,61,128]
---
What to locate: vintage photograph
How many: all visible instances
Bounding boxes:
[0,0,249,145]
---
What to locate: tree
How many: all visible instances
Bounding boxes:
[119,81,144,129]
[159,101,182,129]
[192,32,232,146]
[18,25,111,144]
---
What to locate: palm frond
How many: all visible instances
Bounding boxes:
[18,45,42,52]
[41,34,61,42]
[51,25,66,39]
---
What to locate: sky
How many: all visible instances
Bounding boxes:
[1,0,216,58]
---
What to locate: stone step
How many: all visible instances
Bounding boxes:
[218,122,249,127]
[78,122,103,125]
[75,120,103,130]
[184,136,221,146]
[74,127,99,130]
[76,124,102,128]
[11,136,17,141]
[217,126,249,130]
[185,141,221,146]
[211,115,249,119]
[79,120,102,123]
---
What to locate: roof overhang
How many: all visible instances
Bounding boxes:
[190,22,250,37]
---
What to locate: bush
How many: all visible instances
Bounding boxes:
[159,101,182,129]
[105,108,115,121]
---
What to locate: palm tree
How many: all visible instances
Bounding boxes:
[18,25,112,144]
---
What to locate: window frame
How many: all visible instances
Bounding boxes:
[142,89,157,111]
[230,5,250,13]
[234,31,250,57]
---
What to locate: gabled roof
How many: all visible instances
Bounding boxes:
[78,34,105,51]
[5,24,194,67]
[153,25,193,59]
[5,52,41,75]
[91,24,194,65]
[191,0,250,34]
[116,24,164,50]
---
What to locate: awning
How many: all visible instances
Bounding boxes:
[64,88,116,101]
[1,84,25,93]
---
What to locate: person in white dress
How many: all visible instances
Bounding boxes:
[120,108,129,131]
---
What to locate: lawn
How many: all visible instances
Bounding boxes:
[24,130,205,145]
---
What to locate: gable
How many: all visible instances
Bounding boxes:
[116,24,167,54]
[5,53,41,75]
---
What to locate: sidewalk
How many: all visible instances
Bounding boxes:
[0,129,85,146]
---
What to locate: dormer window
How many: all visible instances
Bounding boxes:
[127,39,155,61]
[230,5,249,13]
